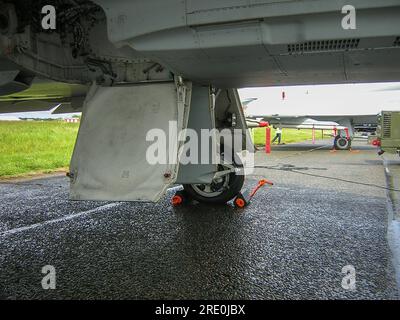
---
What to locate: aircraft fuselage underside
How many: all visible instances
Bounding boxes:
[1,0,400,89]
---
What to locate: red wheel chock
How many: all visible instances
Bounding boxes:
[234,179,273,208]
[171,190,189,206]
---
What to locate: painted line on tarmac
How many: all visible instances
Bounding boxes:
[0,186,182,237]
[0,203,122,237]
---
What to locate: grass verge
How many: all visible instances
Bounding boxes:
[251,127,330,145]
[0,121,79,178]
[0,122,330,179]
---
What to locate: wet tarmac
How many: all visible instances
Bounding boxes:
[0,140,399,299]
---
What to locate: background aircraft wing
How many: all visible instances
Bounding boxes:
[304,115,378,126]
[0,79,87,114]
[248,114,377,126]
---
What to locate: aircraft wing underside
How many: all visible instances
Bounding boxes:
[0,0,399,94]
[91,0,400,87]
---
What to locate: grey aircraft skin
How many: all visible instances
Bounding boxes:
[1,0,400,93]
[0,0,400,203]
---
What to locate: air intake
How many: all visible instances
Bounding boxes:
[394,36,400,47]
[382,113,392,138]
[287,39,360,54]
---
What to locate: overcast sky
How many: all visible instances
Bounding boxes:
[239,82,400,116]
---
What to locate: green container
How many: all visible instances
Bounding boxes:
[378,111,400,156]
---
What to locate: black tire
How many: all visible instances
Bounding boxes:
[334,136,351,150]
[183,167,244,204]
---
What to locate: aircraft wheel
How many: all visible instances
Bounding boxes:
[334,136,351,150]
[183,163,244,205]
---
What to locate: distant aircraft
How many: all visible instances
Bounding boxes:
[0,0,399,204]
[0,115,20,121]
[242,96,378,149]
[0,79,87,115]
[0,103,80,120]
[246,113,377,150]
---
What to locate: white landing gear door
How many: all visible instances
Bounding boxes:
[69,81,192,202]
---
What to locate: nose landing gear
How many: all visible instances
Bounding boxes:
[181,163,245,205]
[171,176,274,209]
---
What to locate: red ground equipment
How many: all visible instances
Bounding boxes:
[171,190,188,206]
[234,179,274,208]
